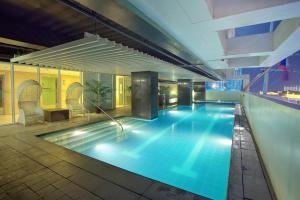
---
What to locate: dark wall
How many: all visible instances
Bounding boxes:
[177,79,193,105]
[131,71,158,119]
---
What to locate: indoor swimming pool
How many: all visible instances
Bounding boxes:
[41,103,235,200]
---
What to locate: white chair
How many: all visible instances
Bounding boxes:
[66,82,85,118]
[17,80,44,126]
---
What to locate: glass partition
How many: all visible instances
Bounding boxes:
[40,68,58,109]
[99,73,114,109]
[242,51,300,109]
[60,70,81,108]
[206,80,243,91]
[116,75,131,108]
[14,65,38,121]
[124,76,131,106]
[158,81,178,107]
[83,72,114,112]
[116,76,124,107]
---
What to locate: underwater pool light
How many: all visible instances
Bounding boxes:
[72,130,86,136]
[95,143,112,152]
[217,138,232,146]
[131,129,142,134]
[110,121,117,125]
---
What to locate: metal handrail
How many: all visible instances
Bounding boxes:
[84,97,123,131]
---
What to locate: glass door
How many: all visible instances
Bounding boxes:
[41,76,57,109]
[124,76,131,106]
[116,76,124,107]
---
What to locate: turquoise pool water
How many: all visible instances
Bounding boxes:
[41,103,235,200]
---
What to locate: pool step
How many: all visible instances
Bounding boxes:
[44,122,113,143]
[44,117,135,143]
[71,119,149,152]
[65,120,145,150]
[56,118,143,147]
[44,117,145,151]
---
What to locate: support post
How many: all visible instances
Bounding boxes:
[178,79,193,105]
[10,63,15,123]
[262,71,269,94]
[131,71,158,119]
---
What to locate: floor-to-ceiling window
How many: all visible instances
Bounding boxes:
[99,73,114,110]
[40,68,58,109]
[0,62,122,126]
[60,70,81,108]
[0,63,12,125]
[83,72,114,111]
[14,65,38,122]
[116,75,131,107]
[116,76,124,107]
[124,76,131,106]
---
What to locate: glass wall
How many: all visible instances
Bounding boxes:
[242,51,300,108]
[116,76,124,107]
[0,63,12,125]
[40,68,58,109]
[205,80,243,91]
[60,70,81,108]
[100,73,114,109]
[116,75,131,107]
[83,72,114,111]
[158,82,178,107]
[124,76,131,106]
[0,61,132,125]
[0,62,83,126]
[14,65,38,121]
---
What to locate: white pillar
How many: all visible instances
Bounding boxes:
[10,63,15,123]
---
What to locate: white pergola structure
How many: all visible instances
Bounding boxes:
[10,33,211,82]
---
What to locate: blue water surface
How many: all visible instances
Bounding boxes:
[42,103,235,200]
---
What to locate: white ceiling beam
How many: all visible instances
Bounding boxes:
[225,32,273,55]
[262,17,300,66]
[200,1,300,31]
[210,0,298,18]
[227,57,260,68]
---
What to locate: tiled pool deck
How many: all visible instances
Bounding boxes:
[0,105,273,200]
[228,105,273,200]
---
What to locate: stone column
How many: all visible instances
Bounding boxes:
[177,79,193,105]
[193,82,205,101]
[131,71,158,119]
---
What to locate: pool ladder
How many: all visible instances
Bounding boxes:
[84,97,124,132]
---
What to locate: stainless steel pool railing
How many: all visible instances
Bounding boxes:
[83,97,124,131]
